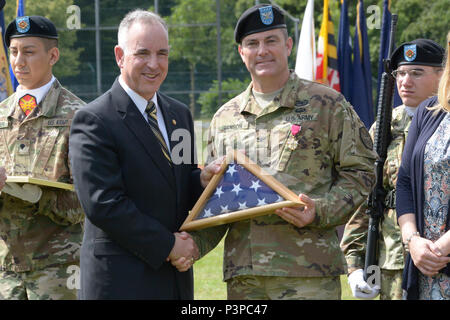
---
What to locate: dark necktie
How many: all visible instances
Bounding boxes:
[145,101,172,165]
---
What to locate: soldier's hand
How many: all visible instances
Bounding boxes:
[200,156,225,188]
[170,255,196,272]
[1,182,42,203]
[275,194,315,228]
[348,269,380,299]
[0,167,6,190]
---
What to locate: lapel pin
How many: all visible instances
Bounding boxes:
[172,119,177,125]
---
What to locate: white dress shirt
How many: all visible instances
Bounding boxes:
[16,75,56,105]
[118,76,171,150]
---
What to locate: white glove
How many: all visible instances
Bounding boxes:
[348,269,380,299]
[1,182,43,203]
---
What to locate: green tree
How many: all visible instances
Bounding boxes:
[391,0,449,46]
[198,77,250,118]
[167,0,218,115]
[272,0,448,107]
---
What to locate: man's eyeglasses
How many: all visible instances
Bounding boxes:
[391,69,426,80]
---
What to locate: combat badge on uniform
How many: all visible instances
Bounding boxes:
[16,16,31,33]
[259,6,274,25]
[404,44,417,62]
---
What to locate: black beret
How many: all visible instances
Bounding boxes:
[234,4,286,43]
[390,39,444,70]
[5,15,58,47]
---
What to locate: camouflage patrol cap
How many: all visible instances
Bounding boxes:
[391,39,444,70]
[234,4,286,43]
[5,15,58,47]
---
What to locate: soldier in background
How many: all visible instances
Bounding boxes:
[0,16,84,299]
[182,4,377,299]
[341,39,444,300]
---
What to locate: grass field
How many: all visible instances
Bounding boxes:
[194,238,358,300]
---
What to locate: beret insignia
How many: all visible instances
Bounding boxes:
[16,16,30,33]
[404,44,417,62]
[259,6,274,25]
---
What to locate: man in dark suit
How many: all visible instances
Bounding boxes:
[69,9,218,299]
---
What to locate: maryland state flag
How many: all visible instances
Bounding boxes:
[316,0,340,92]
[180,151,303,231]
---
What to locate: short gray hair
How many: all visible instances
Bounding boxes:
[118,9,168,52]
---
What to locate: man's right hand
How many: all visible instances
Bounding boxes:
[348,269,380,299]
[167,232,199,272]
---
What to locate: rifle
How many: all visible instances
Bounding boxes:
[363,14,398,281]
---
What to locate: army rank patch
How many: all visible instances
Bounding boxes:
[18,140,30,155]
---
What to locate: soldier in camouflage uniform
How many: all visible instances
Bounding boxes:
[0,16,84,299]
[189,4,377,300]
[340,39,444,300]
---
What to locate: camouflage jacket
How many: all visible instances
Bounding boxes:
[193,71,377,280]
[0,79,85,272]
[340,105,412,273]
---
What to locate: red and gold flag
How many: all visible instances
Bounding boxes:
[316,0,340,92]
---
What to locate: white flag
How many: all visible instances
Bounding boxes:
[295,0,316,80]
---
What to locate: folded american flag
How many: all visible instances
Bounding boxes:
[195,162,285,220]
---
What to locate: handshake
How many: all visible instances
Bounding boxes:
[167,231,199,272]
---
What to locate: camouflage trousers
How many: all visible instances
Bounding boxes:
[0,263,77,300]
[380,269,403,300]
[226,275,341,300]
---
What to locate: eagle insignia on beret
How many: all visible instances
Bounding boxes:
[259,6,274,25]
[16,16,31,33]
[404,44,417,62]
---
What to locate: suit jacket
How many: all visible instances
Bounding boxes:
[69,79,203,299]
